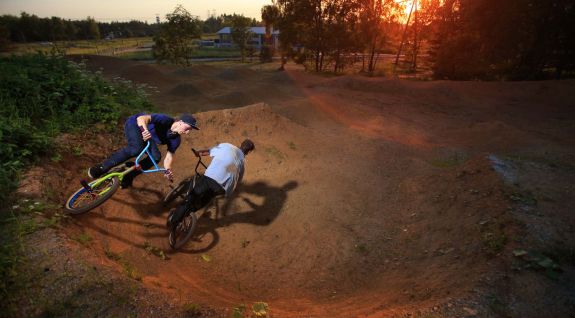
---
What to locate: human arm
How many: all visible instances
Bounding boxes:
[163,151,174,181]
[192,148,210,157]
[136,115,152,141]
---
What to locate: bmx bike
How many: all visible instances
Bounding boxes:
[64,140,169,214]
[163,148,215,250]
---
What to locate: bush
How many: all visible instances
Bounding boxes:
[0,52,154,202]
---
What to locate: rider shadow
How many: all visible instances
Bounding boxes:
[77,186,170,248]
[178,180,298,254]
[109,185,167,218]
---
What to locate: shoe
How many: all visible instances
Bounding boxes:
[121,175,134,189]
[88,165,104,179]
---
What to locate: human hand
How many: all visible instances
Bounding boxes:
[141,129,151,141]
[164,168,174,182]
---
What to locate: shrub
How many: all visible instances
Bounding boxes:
[0,52,154,202]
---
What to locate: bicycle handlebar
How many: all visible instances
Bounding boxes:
[134,140,167,174]
[192,148,207,173]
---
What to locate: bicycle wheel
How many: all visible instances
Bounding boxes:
[169,212,198,250]
[163,177,191,205]
[64,176,120,214]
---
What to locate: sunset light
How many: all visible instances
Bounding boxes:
[1,0,574,317]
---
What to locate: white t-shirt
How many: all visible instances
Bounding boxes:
[204,143,245,196]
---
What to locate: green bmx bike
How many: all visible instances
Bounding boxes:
[64,141,169,214]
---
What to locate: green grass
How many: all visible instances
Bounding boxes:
[73,233,93,247]
[429,152,468,168]
[5,37,154,56]
[117,46,242,61]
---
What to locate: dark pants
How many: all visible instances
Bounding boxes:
[172,175,225,223]
[102,119,161,173]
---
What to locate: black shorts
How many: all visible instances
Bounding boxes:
[185,175,225,212]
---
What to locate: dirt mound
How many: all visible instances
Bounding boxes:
[119,64,173,87]
[211,91,254,107]
[169,65,221,78]
[317,76,408,95]
[67,54,140,75]
[168,83,203,97]
[216,67,257,81]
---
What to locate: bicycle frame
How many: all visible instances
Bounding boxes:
[182,149,207,195]
[83,141,166,193]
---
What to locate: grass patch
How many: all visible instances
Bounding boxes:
[73,233,92,247]
[487,294,509,317]
[8,37,154,56]
[264,146,285,163]
[480,221,507,256]
[508,191,538,206]
[103,246,142,281]
[143,241,167,260]
[232,304,246,318]
[183,303,202,317]
[0,211,24,316]
[252,302,270,317]
[103,247,121,262]
[429,152,467,168]
[120,260,142,281]
[117,50,154,61]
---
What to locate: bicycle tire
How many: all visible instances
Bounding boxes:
[169,212,198,250]
[64,176,120,214]
[163,178,191,205]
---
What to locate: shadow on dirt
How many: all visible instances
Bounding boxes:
[176,180,299,254]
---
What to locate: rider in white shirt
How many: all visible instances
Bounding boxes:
[167,139,255,229]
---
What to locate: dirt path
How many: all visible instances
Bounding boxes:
[21,56,575,317]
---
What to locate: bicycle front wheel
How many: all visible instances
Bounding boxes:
[169,212,198,250]
[64,176,120,214]
[163,177,191,205]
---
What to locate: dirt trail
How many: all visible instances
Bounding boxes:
[37,56,575,317]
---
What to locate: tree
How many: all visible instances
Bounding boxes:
[230,15,254,63]
[358,0,400,75]
[153,5,201,65]
[0,23,11,52]
[261,4,280,63]
[86,17,100,40]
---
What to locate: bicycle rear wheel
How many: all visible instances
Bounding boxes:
[64,176,120,214]
[169,212,198,250]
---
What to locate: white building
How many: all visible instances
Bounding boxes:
[216,27,280,49]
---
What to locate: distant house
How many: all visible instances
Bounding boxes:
[216,27,280,49]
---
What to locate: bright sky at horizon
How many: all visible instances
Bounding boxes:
[0,0,272,23]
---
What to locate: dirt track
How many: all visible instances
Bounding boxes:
[39,56,575,317]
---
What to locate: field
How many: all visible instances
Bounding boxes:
[7,55,575,317]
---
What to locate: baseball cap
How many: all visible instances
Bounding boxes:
[179,114,199,130]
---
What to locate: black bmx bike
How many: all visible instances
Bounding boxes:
[163,148,213,250]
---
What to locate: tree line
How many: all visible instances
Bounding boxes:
[0,13,158,43]
[268,0,574,79]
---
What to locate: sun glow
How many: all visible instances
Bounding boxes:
[395,0,417,17]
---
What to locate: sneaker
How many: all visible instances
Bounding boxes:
[88,165,104,179]
[120,175,134,189]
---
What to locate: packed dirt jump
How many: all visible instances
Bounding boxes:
[32,55,575,317]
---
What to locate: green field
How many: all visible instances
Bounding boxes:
[5,37,154,56]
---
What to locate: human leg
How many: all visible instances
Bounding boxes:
[89,121,144,179]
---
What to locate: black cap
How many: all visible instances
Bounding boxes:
[180,114,199,130]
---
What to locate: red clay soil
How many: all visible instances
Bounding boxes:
[34,56,575,317]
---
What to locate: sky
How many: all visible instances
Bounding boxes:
[0,0,272,22]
